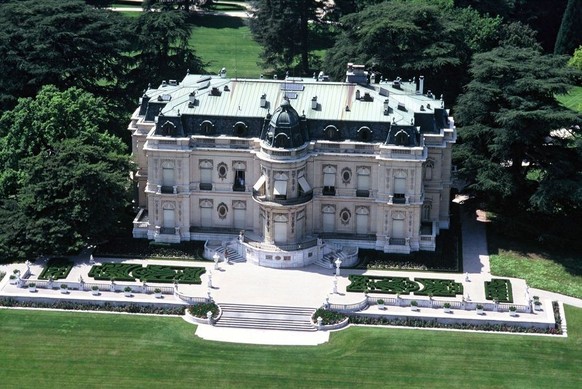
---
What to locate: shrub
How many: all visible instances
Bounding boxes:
[124,286,132,293]
[91,285,99,291]
[443,302,451,308]
[60,284,67,289]
[28,283,36,287]
[154,288,162,293]
[377,299,384,305]
[410,300,418,306]
[509,306,517,311]
[188,303,219,318]
[38,257,73,280]
[9,275,16,280]
[312,308,347,325]
[534,300,542,306]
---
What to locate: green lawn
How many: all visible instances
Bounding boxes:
[489,232,582,299]
[557,85,582,112]
[189,15,263,78]
[1,307,581,387]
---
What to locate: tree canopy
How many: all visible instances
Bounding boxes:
[0,138,131,261]
[454,46,582,216]
[0,0,131,111]
[0,85,120,197]
[250,0,321,74]
[0,86,131,261]
[128,10,205,91]
[554,0,582,55]
[323,1,485,100]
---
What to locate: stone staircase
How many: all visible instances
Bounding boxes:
[214,246,245,263]
[216,303,317,332]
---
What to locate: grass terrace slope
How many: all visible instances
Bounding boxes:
[0,307,581,387]
[190,15,262,78]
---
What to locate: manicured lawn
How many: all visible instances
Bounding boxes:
[189,15,263,78]
[489,232,582,299]
[557,85,582,112]
[1,307,581,387]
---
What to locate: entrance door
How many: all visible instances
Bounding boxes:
[392,219,404,239]
[234,208,245,229]
[274,222,287,243]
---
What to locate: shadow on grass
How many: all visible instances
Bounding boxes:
[189,14,247,29]
[487,224,582,277]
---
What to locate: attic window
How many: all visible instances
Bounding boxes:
[357,127,372,142]
[397,102,406,111]
[158,94,172,101]
[233,122,248,137]
[324,125,340,140]
[169,80,178,86]
[395,130,409,146]
[200,120,214,135]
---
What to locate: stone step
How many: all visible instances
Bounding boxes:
[215,246,245,263]
[216,303,317,332]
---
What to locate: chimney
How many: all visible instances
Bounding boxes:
[383,99,389,115]
[311,96,318,110]
[260,93,267,108]
[418,75,424,95]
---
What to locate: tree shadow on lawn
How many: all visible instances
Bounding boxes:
[487,224,582,277]
[189,14,246,29]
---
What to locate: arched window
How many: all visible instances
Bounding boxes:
[395,130,409,146]
[161,121,176,136]
[357,127,372,142]
[424,159,434,180]
[200,120,214,135]
[233,122,248,137]
[324,125,340,140]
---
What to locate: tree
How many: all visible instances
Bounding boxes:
[0,0,131,111]
[454,46,582,216]
[554,0,582,55]
[250,0,321,75]
[129,10,205,89]
[0,138,131,260]
[323,1,483,100]
[0,86,121,197]
[569,46,582,71]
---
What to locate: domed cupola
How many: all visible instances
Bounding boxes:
[261,99,308,148]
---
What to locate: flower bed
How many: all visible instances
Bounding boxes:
[38,257,73,280]
[0,298,185,315]
[484,278,513,303]
[88,263,206,284]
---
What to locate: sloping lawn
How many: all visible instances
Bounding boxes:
[489,231,582,299]
[0,307,580,387]
[557,85,582,112]
[189,14,262,78]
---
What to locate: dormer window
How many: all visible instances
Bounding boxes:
[395,130,409,146]
[200,120,214,135]
[324,125,340,141]
[233,122,248,137]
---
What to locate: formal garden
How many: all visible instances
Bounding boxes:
[346,275,465,297]
[88,263,206,284]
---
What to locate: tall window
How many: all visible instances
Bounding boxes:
[161,161,175,194]
[234,170,245,191]
[356,167,370,197]
[199,160,212,190]
[424,160,434,181]
[323,165,336,196]
[393,170,406,204]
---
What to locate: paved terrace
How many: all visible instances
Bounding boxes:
[0,203,580,345]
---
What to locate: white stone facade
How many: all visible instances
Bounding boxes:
[129,66,456,264]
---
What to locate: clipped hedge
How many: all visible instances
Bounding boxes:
[347,275,463,297]
[38,257,74,280]
[485,278,513,303]
[415,278,464,297]
[88,263,206,284]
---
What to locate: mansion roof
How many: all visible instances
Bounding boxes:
[138,71,451,147]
